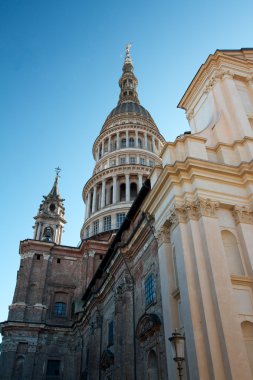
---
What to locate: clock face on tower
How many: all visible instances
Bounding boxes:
[49,203,56,212]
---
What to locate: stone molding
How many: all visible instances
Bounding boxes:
[232,205,253,225]
[155,225,170,248]
[161,197,220,230]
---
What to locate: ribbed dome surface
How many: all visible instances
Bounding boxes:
[101,102,157,132]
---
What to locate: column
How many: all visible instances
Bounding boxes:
[113,175,117,204]
[101,179,106,208]
[126,130,129,148]
[135,130,138,147]
[138,174,143,191]
[125,174,130,202]
[92,185,97,213]
[85,191,91,219]
[144,132,148,150]
[116,132,120,150]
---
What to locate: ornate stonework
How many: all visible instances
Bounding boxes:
[232,205,253,224]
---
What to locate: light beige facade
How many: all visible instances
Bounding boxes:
[144,48,253,379]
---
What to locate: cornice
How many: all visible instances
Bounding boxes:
[178,49,253,111]
[144,157,253,216]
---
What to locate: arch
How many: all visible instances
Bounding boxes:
[130,182,138,201]
[121,138,126,148]
[241,321,253,376]
[221,230,244,276]
[120,183,126,202]
[129,137,135,147]
[147,350,159,380]
[42,226,54,242]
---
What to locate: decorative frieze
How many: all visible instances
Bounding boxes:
[232,205,253,224]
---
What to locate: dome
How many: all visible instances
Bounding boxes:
[101,101,157,132]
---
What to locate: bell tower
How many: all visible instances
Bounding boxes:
[33,167,66,244]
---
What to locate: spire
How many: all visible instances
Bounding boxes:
[47,167,61,198]
[118,44,140,105]
[33,167,66,244]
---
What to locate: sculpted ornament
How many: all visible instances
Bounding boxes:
[155,225,170,247]
[197,198,219,218]
[232,205,253,224]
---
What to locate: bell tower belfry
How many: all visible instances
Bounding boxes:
[33,167,66,244]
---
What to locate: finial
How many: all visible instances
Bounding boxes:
[124,43,132,64]
[55,166,61,177]
[126,43,132,55]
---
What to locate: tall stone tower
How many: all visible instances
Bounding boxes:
[81,45,165,239]
[33,169,66,244]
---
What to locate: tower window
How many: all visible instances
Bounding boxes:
[129,138,135,147]
[145,274,155,307]
[54,302,67,317]
[121,138,126,148]
[103,216,111,232]
[46,360,61,377]
[119,156,126,164]
[138,138,143,148]
[86,226,90,238]
[108,321,114,347]
[130,156,136,164]
[140,157,145,165]
[116,213,125,228]
[130,183,138,201]
[120,183,126,202]
[57,258,61,264]
[149,160,155,167]
[49,203,56,212]
[93,220,99,235]
[36,254,41,260]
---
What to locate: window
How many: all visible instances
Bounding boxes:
[46,360,61,377]
[140,157,145,165]
[149,160,155,167]
[108,321,114,347]
[120,183,126,201]
[86,226,90,238]
[93,220,99,235]
[130,156,136,164]
[110,159,116,167]
[130,183,137,201]
[119,156,126,164]
[103,216,111,231]
[54,302,66,317]
[129,137,135,147]
[138,138,142,148]
[57,258,61,264]
[121,138,126,148]
[145,274,155,306]
[116,213,125,228]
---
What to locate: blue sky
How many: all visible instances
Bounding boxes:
[1,0,253,329]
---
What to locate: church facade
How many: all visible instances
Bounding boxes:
[1,48,253,380]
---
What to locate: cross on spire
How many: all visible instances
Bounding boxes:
[55,166,61,177]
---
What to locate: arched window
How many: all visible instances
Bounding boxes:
[121,138,126,148]
[138,138,142,148]
[147,350,159,380]
[42,226,53,242]
[129,137,135,147]
[120,183,126,202]
[241,321,253,376]
[221,230,245,276]
[130,183,137,201]
[109,186,113,205]
[54,302,67,317]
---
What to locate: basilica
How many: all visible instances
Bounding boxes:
[1,47,253,380]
